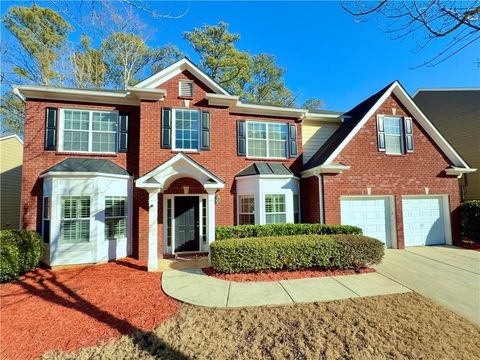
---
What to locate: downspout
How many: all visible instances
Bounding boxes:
[317,174,325,224]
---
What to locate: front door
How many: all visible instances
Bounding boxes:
[174,196,199,252]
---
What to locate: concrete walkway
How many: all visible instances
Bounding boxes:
[375,246,480,324]
[162,270,410,308]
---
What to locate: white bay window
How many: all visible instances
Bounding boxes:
[105,197,127,240]
[60,196,90,244]
[265,194,286,224]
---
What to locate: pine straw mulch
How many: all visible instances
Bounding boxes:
[42,292,480,360]
[0,258,179,360]
[203,266,375,282]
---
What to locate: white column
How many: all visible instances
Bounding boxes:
[147,189,160,271]
[206,189,216,264]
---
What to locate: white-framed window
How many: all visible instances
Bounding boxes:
[60,196,90,244]
[105,197,127,240]
[384,116,403,155]
[42,197,51,243]
[246,121,288,158]
[179,80,194,97]
[238,195,255,225]
[293,194,300,224]
[60,109,118,153]
[265,194,286,224]
[173,109,200,151]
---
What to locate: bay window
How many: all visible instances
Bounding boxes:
[265,194,286,224]
[247,122,287,158]
[60,196,90,244]
[61,109,118,153]
[105,197,127,240]
[238,195,255,225]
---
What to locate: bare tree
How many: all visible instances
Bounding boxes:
[341,1,480,67]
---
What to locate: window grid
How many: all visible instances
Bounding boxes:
[384,116,403,155]
[174,109,200,151]
[61,109,118,153]
[43,197,51,244]
[238,195,255,225]
[60,196,90,244]
[247,122,287,158]
[293,194,300,224]
[105,197,127,240]
[202,199,207,244]
[265,194,286,224]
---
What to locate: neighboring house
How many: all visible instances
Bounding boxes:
[13,58,475,270]
[413,89,480,201]
[0,135,23,230]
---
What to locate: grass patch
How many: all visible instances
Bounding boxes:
[43,292,480,360]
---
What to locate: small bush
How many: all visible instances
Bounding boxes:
[460,201,480,242]
[210,234,384,273]
[216,223,362,240]
[0,230,43,282]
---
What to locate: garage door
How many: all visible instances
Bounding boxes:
[340,197,392,247]
[402,196,446,246]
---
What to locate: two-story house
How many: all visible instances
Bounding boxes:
[14,58,475,270]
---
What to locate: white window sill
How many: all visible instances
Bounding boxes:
[172,149,200,153]
[246,156,288,161]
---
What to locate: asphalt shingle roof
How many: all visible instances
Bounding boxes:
[236,162,293,177]
[46,158,129,175]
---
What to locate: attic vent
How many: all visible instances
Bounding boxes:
[179,80,194,97]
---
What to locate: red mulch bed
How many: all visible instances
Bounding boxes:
[457,239,480,252]
[203,267,375,282]
[0,258,179,360]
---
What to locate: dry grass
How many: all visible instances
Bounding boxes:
[43,293,480,360]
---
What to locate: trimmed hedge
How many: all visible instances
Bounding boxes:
[216,223,362,240]
[460,200,480,242]
[0,230,43,282]
[210,234,384,273]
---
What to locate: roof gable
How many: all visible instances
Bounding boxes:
[134,57,230,95]
[303,81,473,174]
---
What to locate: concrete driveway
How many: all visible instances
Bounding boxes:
[375,246,480,324]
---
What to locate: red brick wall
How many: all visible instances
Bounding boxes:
[21,70,303,260]
[316,93,461,248]
[300,176,320,223]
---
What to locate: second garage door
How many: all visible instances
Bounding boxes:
[402,196,447,246]
[340,197,393,247]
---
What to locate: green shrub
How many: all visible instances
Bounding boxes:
[460,200,480,242]
[215,223,362,240]
[210,234,384,273]
[0,230,43,282]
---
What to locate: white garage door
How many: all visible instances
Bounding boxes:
[340,197,392,247]
[402,196,446,246]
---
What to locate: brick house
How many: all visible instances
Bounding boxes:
[14,58,475,270]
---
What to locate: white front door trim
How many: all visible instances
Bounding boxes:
[340,195,397,249]
[163,193,210,256]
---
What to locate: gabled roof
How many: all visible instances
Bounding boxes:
[134,57,230,95]
[236,162,293,177]
[42,158,129,176]
[0,134,23,145]
[302,81,474,175]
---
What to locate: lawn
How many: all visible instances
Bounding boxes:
[43,292,480,360]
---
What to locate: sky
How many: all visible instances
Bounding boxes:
[2,1,480,111]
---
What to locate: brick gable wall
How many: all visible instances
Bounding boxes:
[318,93,461,248]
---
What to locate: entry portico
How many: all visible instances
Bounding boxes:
[136,153,224,271]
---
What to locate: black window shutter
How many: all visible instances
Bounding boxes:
[404,117,414,153]
[377,115,386,151]
[118,112,129,152]
[45,107,58,150]
[237,120,246,156]
[200,111,211,150]
[161,108,172,149]
[288,123,298,158]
